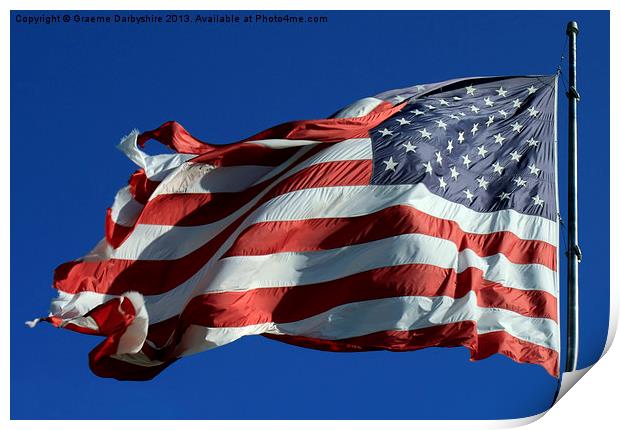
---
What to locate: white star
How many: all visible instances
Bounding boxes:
[471,123,480,136]
[512,99,522,108]
[457,131,465,144]
[439,99,450,106]
[511,122,524,133]
[527,85,538,95]
[493,133,506,145]
[484,97,495,107]
[459,112,466,117]
[378,128,394,137]
[486,115,495,127]
[411,109,424,116]
[453,96,463,101]
[476,176,489,190]
[496,87,508,97]
[422,161,433,174]
[528,163,541,176]
[419,128,432,139]
[527,107,539,117]
[509,151,522,162]
[435,151,443,166]
[449,113,461,120]
[526,137,540,147]
[499,191,511,200]
[513,176,527,187]
[438,176,448,191]
[396,117,411,126]
[466,85,477,96]
[425,104,436,110]
[450,166,460,181]
[470,105,481,114]
[499,109,509,118]
[383,157,398,171]
[477,145,488,158]
[532,194,545,206]
[435,119,447,130]
[402,141,417,153]
[462,154,472,169]
[492,161,505,175]
[446,139,454,153]
[463,188,474,203]
[416,84,426,91]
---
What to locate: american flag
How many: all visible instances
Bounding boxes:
[38,75,560,379]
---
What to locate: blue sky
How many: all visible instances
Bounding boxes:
[10,10,609,419]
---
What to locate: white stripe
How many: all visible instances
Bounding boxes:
[232,138,371,186]
[109,186,144,226]
[116,292,149,355]
[151,164,270,196]
[246,139,322,148]
[331,97,385,119]
[254,184,558,246]
[175,292,558,357]
[117,130,195,180]
[59,315,99,331]
[51,290,112,320]
[144,153,197,181]
[206,233,557,296]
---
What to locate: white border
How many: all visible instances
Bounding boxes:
[553,74,562,380]
[3,1,617,429]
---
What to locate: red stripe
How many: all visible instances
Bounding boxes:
[137,104,403,159]
[128,169,160,205]
[226,204,557,270]
[105,169,159,248]
[262,321,478,353]
[80,319,559,380]
[475,331,559,377]
[181,265,557,328]
[143,316,179,350]
[191,145,303,168]
[105,208,134,249]
[137,122,302,166]
[262,322,559,377]
[89,354,175,381]
[82,321,558,380]
[136,159,371,226]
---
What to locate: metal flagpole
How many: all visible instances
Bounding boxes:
[565,21,581,373]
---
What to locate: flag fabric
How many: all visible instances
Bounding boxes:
[40,75,560,380]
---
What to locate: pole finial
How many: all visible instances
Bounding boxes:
[566,21,579,35]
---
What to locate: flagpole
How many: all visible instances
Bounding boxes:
[565,20,581,373]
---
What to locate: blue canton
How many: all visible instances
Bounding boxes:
[370,76,557,220]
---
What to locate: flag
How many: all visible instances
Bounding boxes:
[39,75,560,380]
